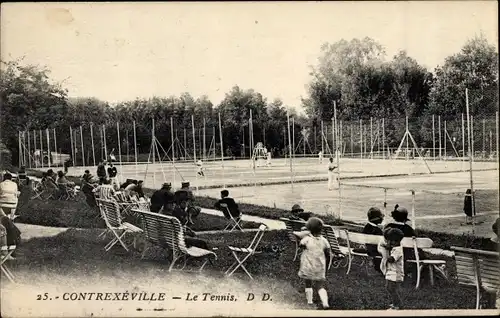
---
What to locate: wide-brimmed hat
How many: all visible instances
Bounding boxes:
[291,204,304,213]
[181,181,190,187]
[162,182,171,188]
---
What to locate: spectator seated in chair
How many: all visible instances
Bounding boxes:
[172,200,209,250]
[124,180,145,199]
[0,215,21,258]
[289,204,312,239]
[384,204,426,280]
[0,173,20,218]
[56,171,75,187]
[214,189,241,221]
[150,182,175,214]
[352,207,384,273]
[175,181,199,225]
[96,161,107,185]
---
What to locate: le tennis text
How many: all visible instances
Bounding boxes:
[184,293,272,302]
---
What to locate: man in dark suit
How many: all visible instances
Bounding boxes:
[214,189,240,220]
[150,182,175,214]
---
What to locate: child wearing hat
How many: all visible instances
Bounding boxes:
[378,227,405,310]
[298,217,331,309]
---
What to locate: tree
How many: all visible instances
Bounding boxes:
[217,86,268,156]
[428,35,498,118]
[0,59,69,165]
[304,37,386,121]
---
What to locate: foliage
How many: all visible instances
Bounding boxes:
[2,36,497,165]
[428,35,499,119]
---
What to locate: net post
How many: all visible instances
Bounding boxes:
[411,190,416,229]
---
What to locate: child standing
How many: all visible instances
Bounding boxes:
[298,217,331,309]
[378,228,405,310]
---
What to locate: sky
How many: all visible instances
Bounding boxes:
[1,2,498,113]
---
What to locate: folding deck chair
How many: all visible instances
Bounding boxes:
[220,203,243,232]
[279,217,307,261]
[1,242,16,283]
[321,225,348,270]
[225,224,268,279]
[96,198,143,252]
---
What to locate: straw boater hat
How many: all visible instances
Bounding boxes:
[162,182,171,188]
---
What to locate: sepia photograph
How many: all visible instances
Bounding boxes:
[0,1,498,316]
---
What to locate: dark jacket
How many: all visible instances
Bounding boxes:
[97,165,107,178]
[174,188,193,205]
[214,197,240,218]
[150,188,175,213]
[0,216,21,246]
[362,223,383,257]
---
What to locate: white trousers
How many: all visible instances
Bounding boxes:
[328,172,337,190]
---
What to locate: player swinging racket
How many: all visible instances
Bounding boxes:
[327,157,338,191]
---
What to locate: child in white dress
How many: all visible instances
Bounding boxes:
[378,228,405,310]
[298,217,331,309]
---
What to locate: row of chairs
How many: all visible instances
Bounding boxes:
[95,198,268,279]
[31,178,79,201]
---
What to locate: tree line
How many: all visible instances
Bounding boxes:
[1,35,498,166]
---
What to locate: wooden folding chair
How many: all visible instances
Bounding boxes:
[225,224,268,279]
[220,203,243,232]
[96,199,143,252]
[1,243,17,283]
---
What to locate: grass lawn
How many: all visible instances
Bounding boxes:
[14,186,260,231]
[19,172,497,250]
[4,227,482,311]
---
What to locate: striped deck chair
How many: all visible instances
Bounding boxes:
[321,225,348,270]
[96,198,143,252]
[279,217,307,261]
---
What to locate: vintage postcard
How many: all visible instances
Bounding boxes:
[0,1,498,317]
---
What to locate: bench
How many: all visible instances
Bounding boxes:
[333,229,447,288]
[451,246,499,309]
[135,210,217,272]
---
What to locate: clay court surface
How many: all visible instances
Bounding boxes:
[62,157,499,236]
